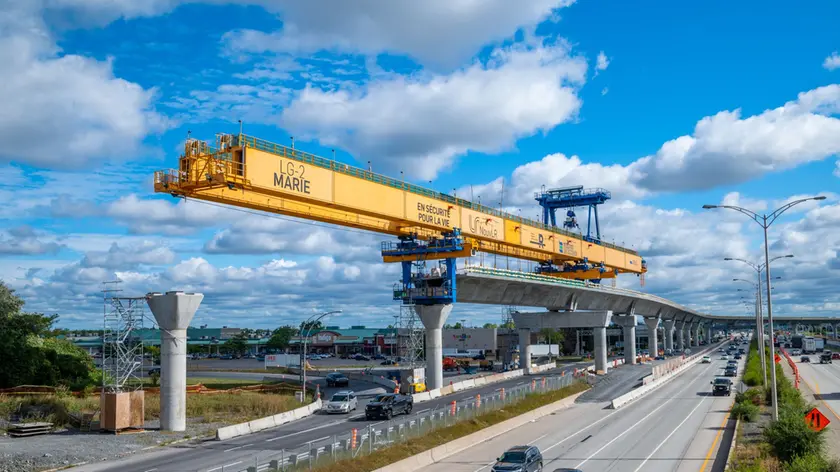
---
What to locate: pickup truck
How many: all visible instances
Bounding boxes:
[711,378,732,396]
[820,352,833,364]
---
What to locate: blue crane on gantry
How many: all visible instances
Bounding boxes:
[535,185,612,242]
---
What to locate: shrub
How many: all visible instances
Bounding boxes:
[736,388,764,406]
[764,407,825,462]
[731,401,760,422]
[786,452,832,472]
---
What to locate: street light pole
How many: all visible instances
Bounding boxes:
[707,195,825,421]
[300,310,342,402]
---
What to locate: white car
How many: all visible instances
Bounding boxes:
[325,391,357,414]
[720,354,729,360]
[702,356,711,363]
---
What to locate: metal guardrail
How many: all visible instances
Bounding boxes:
[196,374,579,472]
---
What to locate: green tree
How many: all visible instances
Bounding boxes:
[222,333,249,355]
[267,326,297,351]
[483,323,498,329]
[539,328,565,355]
[0,282,97,388]
[300,320,323,334]
[500,319,515,329]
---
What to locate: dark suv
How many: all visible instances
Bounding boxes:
[711,378,732,396]
[365,393,412,420]
[492,445,543,472]
[325,372,349,387]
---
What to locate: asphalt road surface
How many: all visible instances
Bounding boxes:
[417,343,741,472]
[792,357,840,458]
[73,361,598,472]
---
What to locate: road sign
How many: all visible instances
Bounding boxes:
[805,407,831,432]
[774,354,782,364]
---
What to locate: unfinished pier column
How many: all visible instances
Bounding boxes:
[146,291,203,432]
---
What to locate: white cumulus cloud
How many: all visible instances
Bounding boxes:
[824,51,840,71]
[282,40,587,180]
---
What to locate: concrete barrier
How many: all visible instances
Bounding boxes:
[216,398,322,441]
[374,390,587,472]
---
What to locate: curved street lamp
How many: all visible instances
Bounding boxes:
[706,196,825,420]
[300,310,342,401]
[733,271,782,387]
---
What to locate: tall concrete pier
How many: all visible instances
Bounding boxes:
[416,304,452,390]
[146,291,203,432]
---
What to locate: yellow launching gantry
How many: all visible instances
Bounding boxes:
[153,133,646,292]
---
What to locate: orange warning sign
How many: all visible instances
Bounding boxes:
[774,354,782,364]
[805,407,830,432]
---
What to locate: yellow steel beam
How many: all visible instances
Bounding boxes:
[153,134,646,276]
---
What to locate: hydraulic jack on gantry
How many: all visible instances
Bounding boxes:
[382,229,470,306]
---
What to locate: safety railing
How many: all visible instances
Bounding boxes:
[195,374,580,472]
[222,134,638,256]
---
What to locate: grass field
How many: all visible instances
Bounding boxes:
[0,377,309,428]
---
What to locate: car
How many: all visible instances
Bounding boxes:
[819,352,833,364]
[833,353,840,360]
[712,378,733,395]
[738,348,746,354]
[791,349,801,356]
[701,356,711,363]
[724,366,737,377]
[734,353,742,360]
[220,354,233,360]
[353,354,371,361]
[492,445,543,472]
[718,348,725,353]
[365,393,413,420]
[720,354,729,360]
[801,356,811,363]
[552,469,584,472]
[380,359,399,366]
[325,391,357,414]
[372,354,386,360]
[325,372,350,387]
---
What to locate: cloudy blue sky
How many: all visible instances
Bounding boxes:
[1,0,839,329]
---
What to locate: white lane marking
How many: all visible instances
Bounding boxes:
[308,435,330,443]
[632,395,708,471]
[529,433,549,444]
[143,469,158,472]
[224,443,252,452]
[571,361,716,469]
[265,420,346,442]
[207,461,241,472]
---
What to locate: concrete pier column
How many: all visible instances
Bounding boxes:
[695,324,702,346]
[623,325,636,365]
[688,323,696,347]
[415,304,452,391]
[594,327,608,374]
[146,291,204,432]
[677,321,686,351]
[614,315,637,365]
[518,328,532,374]
[645,317,660,357]
[663,319,675,352]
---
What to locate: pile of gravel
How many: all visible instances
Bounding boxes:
[0,420,224,472]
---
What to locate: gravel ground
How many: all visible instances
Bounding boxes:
[0,419,224,472]
[575,363,654,403]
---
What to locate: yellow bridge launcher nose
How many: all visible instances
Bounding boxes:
[153,133,645,279]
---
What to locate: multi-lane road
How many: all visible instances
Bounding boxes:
[791,355,840,457]
[74,360,602,472]
[417,346,744,472]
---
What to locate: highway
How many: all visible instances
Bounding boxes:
[416,346,743,472]
[791,357,840,457]
[73,361,599,472]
